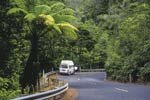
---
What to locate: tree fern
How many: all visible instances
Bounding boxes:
[52,24,62,33]
[52,8,75,16]
[12,0,27,9]
[39,14,55,25]
[49,2,65,13]
[7,8,28,15]
[57,23,78,40]
[60,27,77,40]
[24,13,36,22]
[34,5,51,15]
[7,1,78,93]
[54,15,77,23]
[57,23,78,31]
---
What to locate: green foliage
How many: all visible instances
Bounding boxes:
[140,67,150,82]
[66,0,150,82]
[24,13,36,22]
[1,0,78,98]
[50,2,65,13]
[7,0,78,94]
[103,1,150,82]
[0,0,150,99]
[7,8,28,15]
[0,0,30,99]
[0,77,21,100]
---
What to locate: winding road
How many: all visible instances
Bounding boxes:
[59,72,150,100]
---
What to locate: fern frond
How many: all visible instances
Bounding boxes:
[57,23,78,31]
[54,15,77,23]
[35,5,51,15]
[13,0,26,9]
[61,27,77,40]
[39,14,55,25]
[24,13,36,22]
[7,8,28,15]
[52,24,62,33]
[50,2,65,13]
[52,8,75,16]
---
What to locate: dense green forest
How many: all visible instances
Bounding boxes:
[66,0,150,82]
[0,0,149,99]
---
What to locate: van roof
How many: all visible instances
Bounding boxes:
[61,60,74,65]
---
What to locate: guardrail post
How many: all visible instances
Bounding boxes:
[48,77,50,87]
[129,74,132,83]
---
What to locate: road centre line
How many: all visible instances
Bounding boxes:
[115,87,128,92]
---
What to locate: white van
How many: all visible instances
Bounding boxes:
[59,60,75,75]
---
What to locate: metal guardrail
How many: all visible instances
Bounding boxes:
[80,69,105,72]
[13,83,68,100]
[40,72,58,90]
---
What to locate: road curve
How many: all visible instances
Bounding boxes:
[58,72,150,100]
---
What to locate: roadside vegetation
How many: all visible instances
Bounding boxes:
[0,0,149,99]
[66,0,150,82]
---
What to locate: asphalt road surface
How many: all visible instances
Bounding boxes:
[58,72,150,100]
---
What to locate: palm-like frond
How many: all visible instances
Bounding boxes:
[8,1,78,40]
[57,23,78,31]
[49,2,65,13]
[52,8,75,16]
[34,5,51,15]
[24,13,36,22]
[7,8,28,15]
[13,0,27,9]
[57,23,78,40]
[52,24,62,33]
[60,27,77,40]
[54,15,77,23]
[39,14,55,25]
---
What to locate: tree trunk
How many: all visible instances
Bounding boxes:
[21,33,39,93]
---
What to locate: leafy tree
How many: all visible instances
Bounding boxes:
[0,0,29,99]
[8,0,77,93]
[102,1,150,82]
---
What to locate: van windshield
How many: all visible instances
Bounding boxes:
[61,64,68,68]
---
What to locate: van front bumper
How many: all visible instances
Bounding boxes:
[59,70,68,74]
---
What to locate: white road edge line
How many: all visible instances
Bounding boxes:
[115,87,128,92]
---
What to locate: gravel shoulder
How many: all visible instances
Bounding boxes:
[61,88,78,100]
